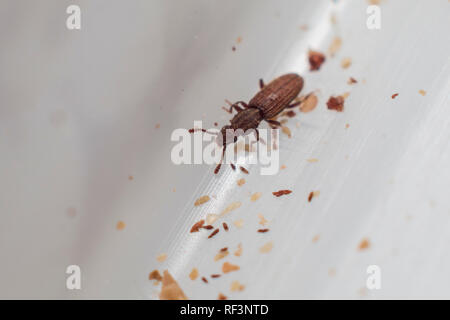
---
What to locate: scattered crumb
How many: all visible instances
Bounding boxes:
[189,268,198,280]
[358,238,370,251]
[232,46,236,52]
[155,123,160,129]
[308,191,320,202]
[157,253,167,262]
[258,213,268,226]
[116,221,126,231]
[233,219,244,228]
[328,268,336,277]
[172,188,176,192]
[280,164,287,170]
[307,158,319,163]
[345,123,350,129]
[190,219,205,233]
[223,222,229,231]
[272,189,292,197]
[341,57,352,69]
[159,270,187,300]
[300,93,318,113]
[258,228,269,233]
[214,122,218,126]
[202,277,208,283]
[222,262,240,273]
[149,270,162,282]
[211,274,221,278]
[220,201,242,216]
[348,77,357,84]
[312,234,320,243]
[391,93,399,99]
[308,50,326,71]
[250,192,262,202]
[327,95,345,112]
[299,24,308,31]
[194,195,210,207]
[218,293,227,300]
[236,36,242,44]
[418,89,426,96]
[237,178,246,186]
[285,110,296,118]
[231,280,245,292]
[342,92,350,99]
[205,214,219,225]
[208,228,220,239]
[240,167,249,174]
[128,175,134,181]
[260,241,273,253]
[328,36,342,57]
[66,206,77,218]
[234,243,243,257]
[203,225,214,230]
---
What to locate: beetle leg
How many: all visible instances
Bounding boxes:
[266,119,281,128]
[189,128,218,135]
[223,100,245,113]
[214,145,227,174]
[286,101,301,109]
[259,79,265,89]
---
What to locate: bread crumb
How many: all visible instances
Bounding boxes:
[328,268,336,277]
[299,93,318,113]
[157,253,167,262]
[194,195,210,206]
[234,243,243,257]
[159,270,187,300]
[190,219,205,233]
[220,201,242,217]
[281,126,292,138]
[233,219,244,228]
[218,293,228,300]
[231,280,245,292]
[341,57,352,69]
[258,213,268,226]
[327,95,345,112]
[307,158,319,163]
[250,192,262,202]
[358,238,370,251]
[328,36,342,57]
[312,234,320,243]
[418,89,426,96]
[345,123,350,129]
[128,175,134,181]
[189,268,198,280]
[280,164,286,170]
[348,77,357,84]
[116,221,126,230]
[391,93,399,99]
[206,214,219,225]
[308,50,326,71]
[149,270,162,282]
[214,248,229,261]
[260,241,273,253]
[222,262,240,273]
[237,178,246,186]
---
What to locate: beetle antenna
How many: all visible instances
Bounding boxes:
[188,128,219,135]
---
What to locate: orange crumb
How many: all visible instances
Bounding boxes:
[237,178,246,186]
[234,243,243,257]
[220,201,241,216]
[218,293,227,300]
[214,248,229,261]
[258,213,268,226]
[280,164,286,170]
[358,238,370,251]
[281,126,292,138]
[312,234,320,243]
[116,221,126,230]
[149,270,162,281]
[189,268,198,280]
[250,192,262,202]
[418,89,426,96]
[259,241,273,253]
[128,175,134,181]
[300,93,318,113]
[233,219,244,228]
[230,280,245,292]
[159,270,187,300]
[157,253,167,262]
[194,195,210,206]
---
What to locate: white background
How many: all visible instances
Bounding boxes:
[0,0,449,299]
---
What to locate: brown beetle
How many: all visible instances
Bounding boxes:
[190,73,304,174]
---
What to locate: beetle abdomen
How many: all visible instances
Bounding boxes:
[249,73,303,119]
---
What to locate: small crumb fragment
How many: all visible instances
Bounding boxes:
[281,126,292,138]
[222,262,240,273]
[341,57,352,69]
[328,268,336,277]
[194,195,210,206]
[273,189,292,197]
[149,270,162,282]
[189,268,198,280]
[206,214,219,225]
[236,36,242,44]
[312,234,320,243]
[234,243,243,257]
[260,241,273,253]
[214,248,229,261]
[116,221,126,231]
[157,253,167,262]
[203,225,214,230]
[308,50,326,71]
[208,228,220,239]
[300,93,318,113]
[190,219,205,233]
[159,270,187,300]
[211,274,221,278]
[250,192,262,202]
[345,123,350,129]
[280,164,286,170]
[299,24,308,31]
[358,238,371,251]
[231,280,245,292]
[258,213,268,226]
[307,158,319,163]
[202,277,208,283]
[220,201,242,217]
[233,219,244,228]
[391,93,399,99]
[328,36,342,57]
[128,175,134,181]
[286,110,296,117]
[218,293,228,300]
[308,191,320,202]
[237,178,246,186]
[258,228,269,233]
[155,123,160,129]
[348,77,358,84]
[223,222,229,231]
[232,46,236,52]
[327,96,345,112]
[240,166,249,174]
[418,89,426,96]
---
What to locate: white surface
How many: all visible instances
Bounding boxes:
[0,0,449,299]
